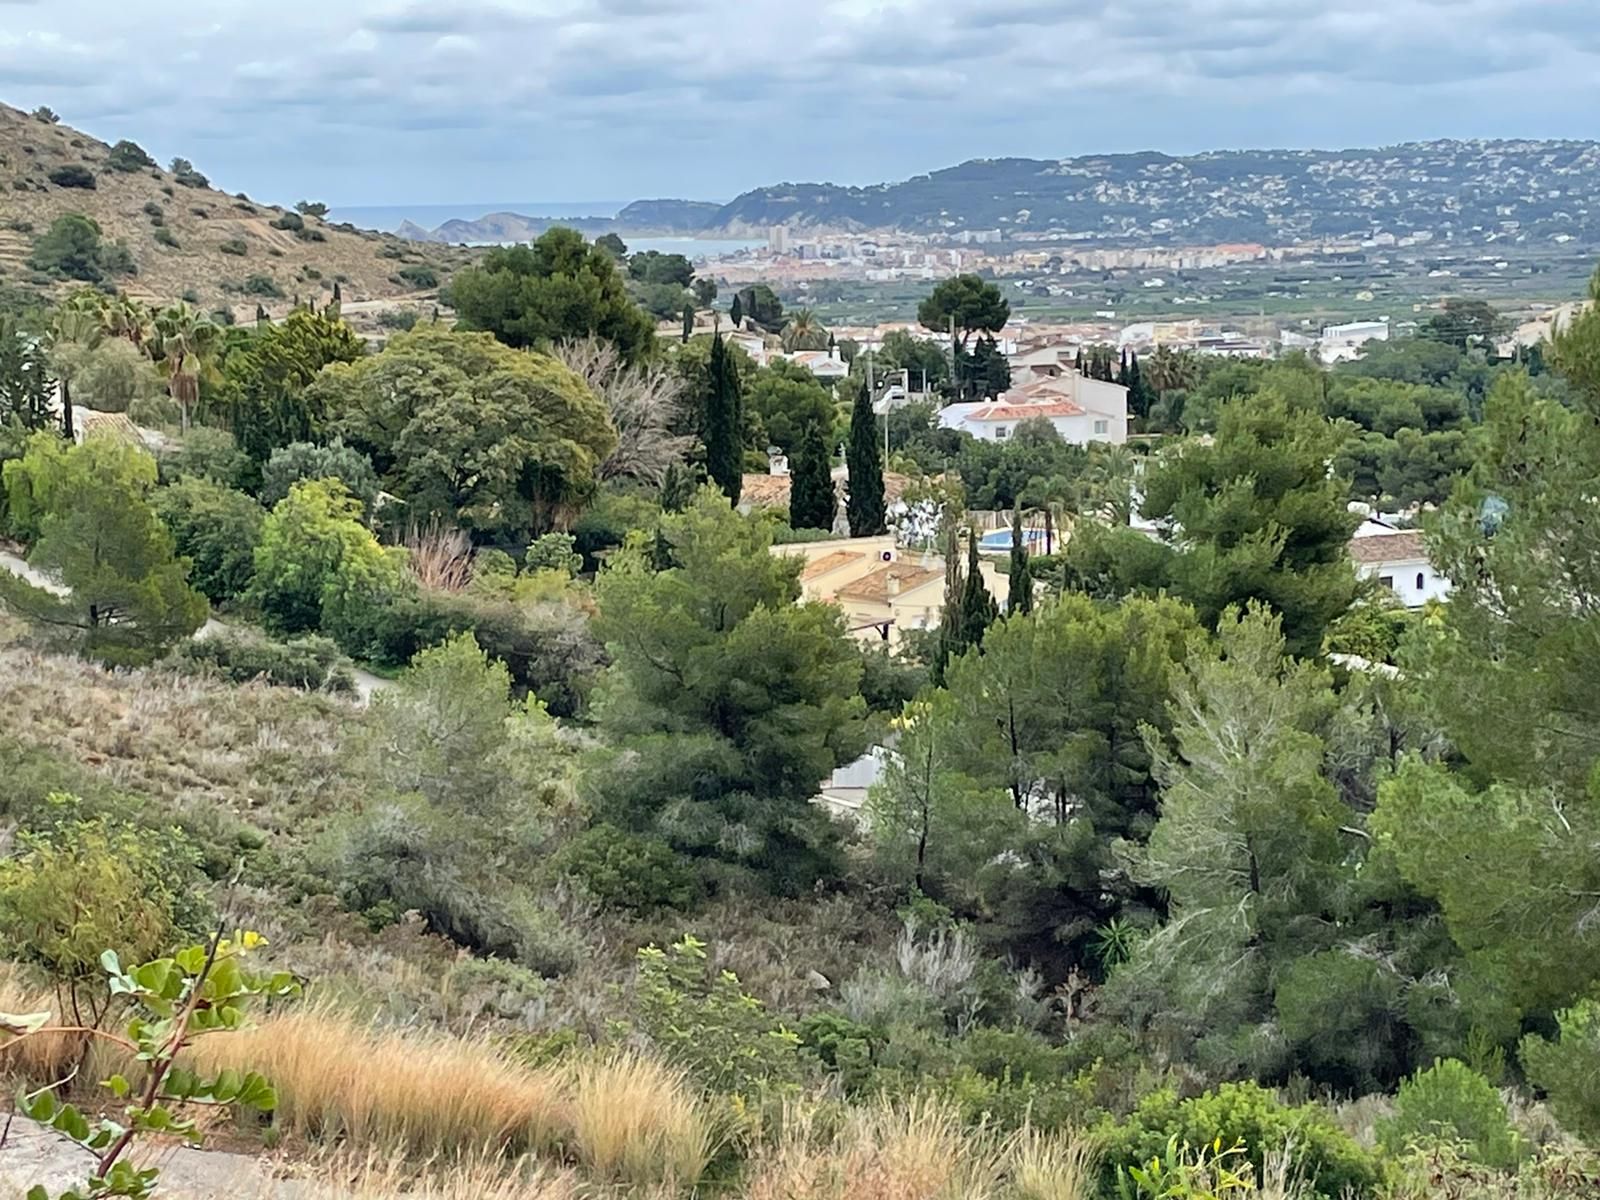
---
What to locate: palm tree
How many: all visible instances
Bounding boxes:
[48,299,105,441]
[100,294,155,354]
[781,308,830,353]
[155,303,223,434]
[1080,443,1140,525]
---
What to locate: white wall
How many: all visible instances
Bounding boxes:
[1357,558,1451,608]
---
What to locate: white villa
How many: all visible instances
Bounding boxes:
[939,374,1129,446]
[1348,523,1449,608]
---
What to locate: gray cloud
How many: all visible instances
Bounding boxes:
[3,0,1596,208]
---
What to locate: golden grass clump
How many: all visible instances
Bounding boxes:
[187,1006,568,1156]
[747,1095,1002,1200]
[288,1150,577,1200]
[566,1052,719,1190]
[1008,1126,1100,1200]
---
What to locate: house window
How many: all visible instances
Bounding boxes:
[994,426,1009,439]
[1415,572,1425,591]
[1379,575,1395,591]
[1093,419,1109,435]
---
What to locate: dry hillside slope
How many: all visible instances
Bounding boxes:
[0,102,473,313]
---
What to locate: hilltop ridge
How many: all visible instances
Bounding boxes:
[0,102,469,312]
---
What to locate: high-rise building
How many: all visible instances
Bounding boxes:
[768,225,789,254]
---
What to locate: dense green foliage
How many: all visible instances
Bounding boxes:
[448,227,655,364]
[844,378,885,536]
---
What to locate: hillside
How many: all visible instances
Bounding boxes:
[706,140,1600,244]
[399,198,724,244]
[0,102,473,313]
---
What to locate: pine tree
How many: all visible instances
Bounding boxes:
[1008,508,1032,614]
[681,303,694,344]
[846,377,886,536]
[729,293,744,329]
[959,530,998,649]
[703,332,743,503]
[789,420,836,531]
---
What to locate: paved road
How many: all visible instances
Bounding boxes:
[0,548,389,703]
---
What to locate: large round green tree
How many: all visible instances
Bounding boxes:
[311,326,616,538]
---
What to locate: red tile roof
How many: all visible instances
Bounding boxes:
[967,400,1086,421]
[1349,531,1428,565]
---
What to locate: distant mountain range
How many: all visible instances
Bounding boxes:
[401,139,1600,248]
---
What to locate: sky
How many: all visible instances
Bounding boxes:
[4,0,1599,211]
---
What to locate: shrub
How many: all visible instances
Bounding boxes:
[1380,1059,1525,1168]
[47,164,95,189]
[1098,1082,1380,1200]
[152,475,264,603]
[525,531,581,577]
[28,213,108,281]
[218,238,248,256]
[158,426,253,490]
[633,935,803,1096]
[106,139,156,172]
[548,824,697,913]
[154,226,179,249]
[377,243,406,259]
[175,628,355,693]
[0,801,209,1021]
[141,201,163,219]
[260,439,380,514]
[295,227,327,243]
[241,273,283,297]
[270,212,305,232]
[170,157,209,188]
[31,106,59,124]
[1522,1000,1600,1143]
[397,264,439,288]
[295,201,329,218]
[378,307,421,331]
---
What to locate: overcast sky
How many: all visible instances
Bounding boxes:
[6,0,1599,210]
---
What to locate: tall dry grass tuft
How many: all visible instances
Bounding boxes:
[188,1006,568,1156]
[1008,1127,1099,1200]
[747,1095,1000,1200]
[288,1150,577,1200]
[0,968,125,1090]
[404,524,474,592]
[566,1052,719,1190]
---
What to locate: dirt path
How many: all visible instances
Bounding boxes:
[0,1121,306,1198]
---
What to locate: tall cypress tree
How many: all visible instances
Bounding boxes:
[1127,352,1153,420]
[681,303,694,344]
[1008,508,1032,614]
[846,377,886,536]
[959,529,998,649]
[933,519,965,686]
[729,293,744,330]
[789,420,836,531]
[1117,347,1129,386]
[704,332,743,503]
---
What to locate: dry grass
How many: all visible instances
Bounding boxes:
[566,1053,720,1189]
[1008,1127,1099,1200]
[287,1151,578,1200]
[0,646,367,840]
[188,1006,569,1156]
[403,525,474,593]
[746,1096,1003,1200]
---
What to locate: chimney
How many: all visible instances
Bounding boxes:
[768,449,790,477]
[885,570,902,598]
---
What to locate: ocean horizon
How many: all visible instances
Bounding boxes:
[329,201,630,232]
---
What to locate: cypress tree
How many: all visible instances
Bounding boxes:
[933,519,965,686]
[959,529,998,652]
[1118,346,1129,386]
[1075,347,1085,375]
[704,332,743,503]
[845,376,886,536]
[681,303,694,344]
[331,280,342,303]
[1008,508,1032,614]
[789,420,836,531]
[1128,352,1152,420]
[729,293,744,329]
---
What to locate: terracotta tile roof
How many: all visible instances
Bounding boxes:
[1349,531,1428,565]
[75,410,146,447]
[800,550,863,582]
[968,400,1086,421]
[836,562,942,604]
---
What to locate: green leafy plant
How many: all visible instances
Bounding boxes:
[1379,1058,1525,1168]
[1521,999,1600,1143]
[5,930,300,1200]
[1118,1136,1259,1200]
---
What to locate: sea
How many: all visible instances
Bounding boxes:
[329,201,762,258]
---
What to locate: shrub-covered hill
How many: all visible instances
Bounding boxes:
[0,102,472,314]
